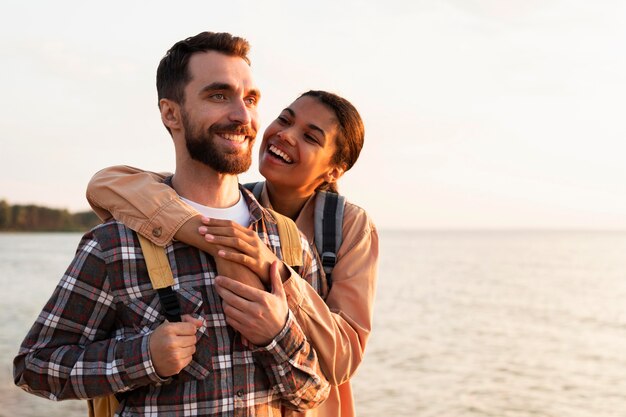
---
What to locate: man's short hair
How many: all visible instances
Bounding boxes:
[156,32,251,106]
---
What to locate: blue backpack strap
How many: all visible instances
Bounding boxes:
[243,181,264,200]
[314,191,345,289]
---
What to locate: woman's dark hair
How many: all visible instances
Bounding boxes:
[299,91,365,193]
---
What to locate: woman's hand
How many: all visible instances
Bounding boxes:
[174,215,265,290]
[198,217,289,285]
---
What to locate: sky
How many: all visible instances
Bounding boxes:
[1,0,625,230]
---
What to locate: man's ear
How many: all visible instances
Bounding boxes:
[160,98,182,131]
[324,165,345,185]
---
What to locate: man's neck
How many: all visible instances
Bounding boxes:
[172,158,240,208]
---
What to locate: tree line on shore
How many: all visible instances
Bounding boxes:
[0,200,100,232]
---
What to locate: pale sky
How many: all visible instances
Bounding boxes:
[1,0,625,230]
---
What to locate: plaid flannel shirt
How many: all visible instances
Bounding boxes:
[14,188,329,416]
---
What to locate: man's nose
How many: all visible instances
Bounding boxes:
[228,99,253,125]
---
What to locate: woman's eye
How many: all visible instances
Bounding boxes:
[304,134,319,144]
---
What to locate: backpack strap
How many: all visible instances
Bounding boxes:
[314,191,345,289]
[137,234,181,322]
[245,181,302,267]
[87,395,118,417]
[243,181,264,200]
[266,208,303,268]
[87,235,181,417]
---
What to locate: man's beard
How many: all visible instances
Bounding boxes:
[182,110,255,175]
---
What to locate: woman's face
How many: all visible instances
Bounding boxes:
[258,96,342,195]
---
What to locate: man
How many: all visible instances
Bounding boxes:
[13,32,329,416]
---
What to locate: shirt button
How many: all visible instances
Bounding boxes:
[236,390,244,397]
[152,227,162,237]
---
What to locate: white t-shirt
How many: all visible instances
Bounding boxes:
[180,191,251,227]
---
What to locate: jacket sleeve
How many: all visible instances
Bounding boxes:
[86,165,195,246]
[248,228,331,410]
[252,311,330,411]
[283,204,379,385]
[13,231,166,400]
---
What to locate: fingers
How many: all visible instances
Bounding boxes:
[216,249,269,282]
[221,300,249,325]
[202,232,255,254]
[198,219,257,246]
[220,307,246,333]
[171,334,199,348]
[218,292,256,336]
[215,275,264,302]
[156,325,198,344]
[201,231,244,243]
[152,342,196,377]
[177,344,197,360]
[200,217,250,229]
[199,219,253,237]
[217,250,255,266]
[270,261,285,297]
[149,318,201,377]
[198,221,276,284]
[181,314,204,328]
[154,317,202,352]
[165,320,201,336]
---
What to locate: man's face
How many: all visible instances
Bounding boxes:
[180,51,260,174]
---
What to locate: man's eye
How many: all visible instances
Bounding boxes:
[211,93,226,100]
[245,97,257,106]
[277,116,289,124]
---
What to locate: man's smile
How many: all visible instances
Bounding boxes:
[220,133,248,143]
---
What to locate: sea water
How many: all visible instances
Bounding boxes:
[2,231,626,417]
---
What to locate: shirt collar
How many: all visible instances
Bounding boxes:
[164,175,266,225]
[240,184,267,225]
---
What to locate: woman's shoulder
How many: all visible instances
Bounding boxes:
[343,198,376,230]
[340,198,377,252]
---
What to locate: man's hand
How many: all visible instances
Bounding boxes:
[215,261,289,346]
[149,314,203,377]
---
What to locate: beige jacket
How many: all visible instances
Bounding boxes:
[87,165,379,417]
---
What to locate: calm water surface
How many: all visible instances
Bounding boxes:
[2,231,626,416]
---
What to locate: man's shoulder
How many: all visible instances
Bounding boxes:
[87,220,138,252]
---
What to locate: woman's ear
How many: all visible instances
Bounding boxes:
[324,165,345,185]
[160,99,182,132]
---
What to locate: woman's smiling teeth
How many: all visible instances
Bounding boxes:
[269,144,293,163]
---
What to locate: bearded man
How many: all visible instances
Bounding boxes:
[13,32,329,417]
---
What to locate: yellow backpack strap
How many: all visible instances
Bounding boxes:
[266,208,303,267]
[137,234,181,322]
[137,234,175,288]
[85,235,179,417]
[87,396,119,417]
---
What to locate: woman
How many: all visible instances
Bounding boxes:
[87,90,378,417]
